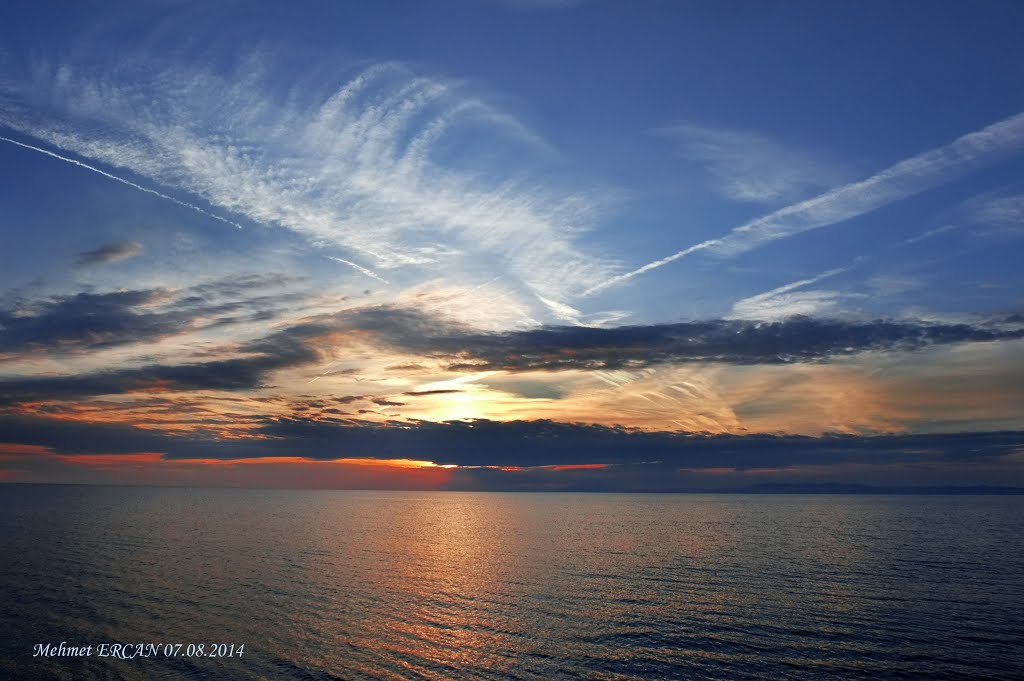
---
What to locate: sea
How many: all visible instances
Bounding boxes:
[1,485,1022,680]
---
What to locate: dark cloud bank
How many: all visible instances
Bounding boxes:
[297,306,1024,371]
[1,414,1022,490]
[2,298,1023,488]
[2,299,1022,402]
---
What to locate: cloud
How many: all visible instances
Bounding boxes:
[1,413,1021,476]
[901,224,957,245]
[729,266,854,320]
[73,240,144,267]
[965,190,1024,238]
[0,338,317,402]
[2,300,1022,404]
[321,306,1024,372]
[0,282,308,356]
[585,110,1024,295]
[0,55,615,309]
[0,289,186,353]
[865,274,926,297]
[730,290,851,320]
[371,397,406,407]
[186,272,307,300]
[662,122,842,203]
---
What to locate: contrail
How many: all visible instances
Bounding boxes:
[742,263,858,302]
[326,256,389,284]
[581,240,720,296]
[0,134,245,230]
[727,263,857,321]
[307,361,338,384]
[583,110,1024,297]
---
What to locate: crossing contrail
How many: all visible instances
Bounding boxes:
[0,134,245,230]
[582,110,1024,296]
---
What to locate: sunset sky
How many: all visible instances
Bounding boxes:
[1,0,1023,490]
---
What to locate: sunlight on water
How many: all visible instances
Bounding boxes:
[2,487,1023,679]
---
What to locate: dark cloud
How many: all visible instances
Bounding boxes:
[434,316,1024,371]
[4,300,1023,403]
[167,273,310,323]
[0,323,319,401]
[403,389,463,396]
[247,418,1024,469]
[291,305,1024,372]
[73,240,144,267]
[370,398,406,406]
[16,297,1018,381]
[186,304,1024,378]
[1,414,1021,486]
[0,282,309,356]
[488,378,565,399]
[186,273,305,299]
[0,290,188,352]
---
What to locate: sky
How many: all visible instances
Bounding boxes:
[1,0,1023,490]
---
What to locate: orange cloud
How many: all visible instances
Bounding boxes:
[0,443,53,456]
[0,445,452,488]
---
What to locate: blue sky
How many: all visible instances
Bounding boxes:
[1,1,1023,489]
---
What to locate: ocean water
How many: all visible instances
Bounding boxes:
[1,486,1022,680]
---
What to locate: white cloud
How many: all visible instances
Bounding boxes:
[730,289,848,320]
[0,58,616,321]
[662,122,842,203]
[968,191,1024,238]
[399,279,539,331]
[728,266,854,320]
[865,274,925,297]
[537,295,584,324]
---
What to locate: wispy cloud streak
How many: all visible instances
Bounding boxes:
[585,111,1024,295]
[902,224,957,245]
[662,122,842,203]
